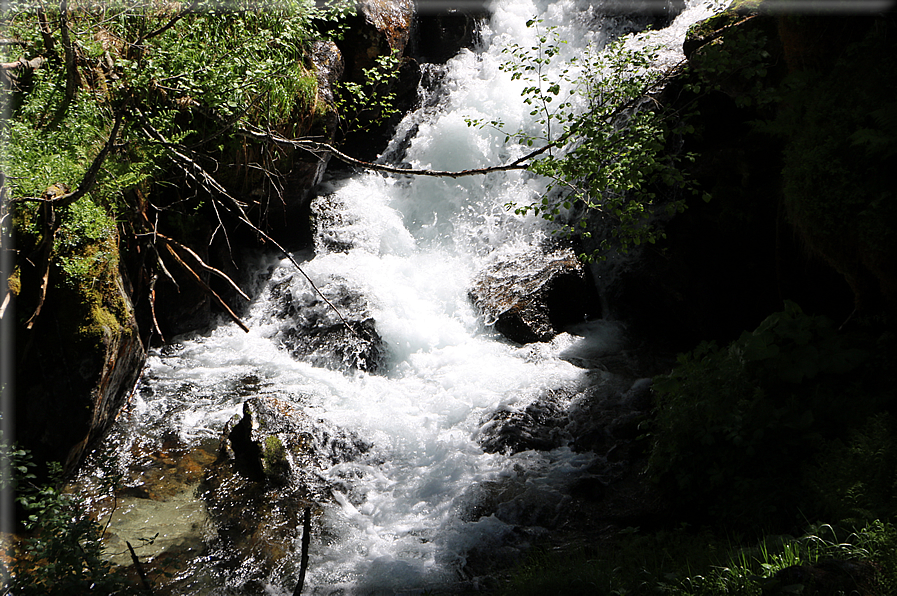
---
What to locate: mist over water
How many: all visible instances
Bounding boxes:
[105,1,726,593]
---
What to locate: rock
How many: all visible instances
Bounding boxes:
[412,1,490,63]
[268,275,385,373]
[338,0,414,82]
[477,398,567,455]
[201,396,372,579]
[335,0,422,161]
[468,247,599,344]
[580,0,685,38]
[14,240,145,474]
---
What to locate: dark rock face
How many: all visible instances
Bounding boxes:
[334,0,422,161]
[765,560,878,596]
[337,0,414,83]
[15,259,145,474]
[468,247,600,344]
[268,274,385,373]
[591,4,893,351]
[476,371,652,457]
[411,1,489,63]
[582,0,686,36]
[202,397,372,580]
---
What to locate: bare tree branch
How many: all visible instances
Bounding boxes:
[155,232,249,301]
[163,241,250,333]
[137,115,365,339]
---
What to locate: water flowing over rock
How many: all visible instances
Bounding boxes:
[201,397,372,584]
[412,0,490,63]
[268,273,385,373]
[468,247,600,344]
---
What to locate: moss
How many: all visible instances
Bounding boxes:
[7,266,21,295]
[262,435,289,481]
[687,0,766,41]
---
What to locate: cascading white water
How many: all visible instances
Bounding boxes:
[93,1,726,594]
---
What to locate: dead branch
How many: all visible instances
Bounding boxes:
[47,109,125,209]
[58,0,81,110]
[240,129,539,179]
[125,541,154,593]
[137,115,364,339]
[293,506,312,596]
[37,7,57,58]
[1,55,47,72]
[162,241,250,333]
[23,202,58,330]
[155,232,249,301]
[147,273,165,344]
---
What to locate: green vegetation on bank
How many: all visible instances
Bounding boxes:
[0,0,368,344]
[499,521,897,595]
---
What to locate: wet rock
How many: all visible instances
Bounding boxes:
[14,246,146,474]
[468,247,600,344]
[269,274,385,373]
[201,396,372,579]
[583,0,685,37]
[335,0,422,161]
[336,0,414,85]
[477,394,567,455]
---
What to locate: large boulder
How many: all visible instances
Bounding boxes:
[11,225,145,475]
[468,247,600,344]
[267,274,385,373]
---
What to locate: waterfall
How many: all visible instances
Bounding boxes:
[86,1,726,594]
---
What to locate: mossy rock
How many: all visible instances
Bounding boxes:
[13,219,145,474]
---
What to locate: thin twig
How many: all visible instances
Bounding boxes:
[155,232,249,301]
[138,115,364,339]
[125,540,154,593]
[133,0,198,47]
[163,242,250,333]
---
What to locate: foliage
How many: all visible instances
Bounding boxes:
[334,48,403,136]
[497,521,897,596]
[469,19,704,262]
[649,301,873,527]
[773,22,897,258]
[0,0,357,246]
[1,447,132,595]
[0,0,370,350]
[808,413,897,526]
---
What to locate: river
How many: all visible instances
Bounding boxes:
[82,1,725,593]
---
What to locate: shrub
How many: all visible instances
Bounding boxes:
[649,301,871,528]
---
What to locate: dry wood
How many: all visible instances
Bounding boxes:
[125,540,154,593]
[138,116,365,339]
[148,273,165,343]
[23,203,57,330]
[293,506,312,596]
